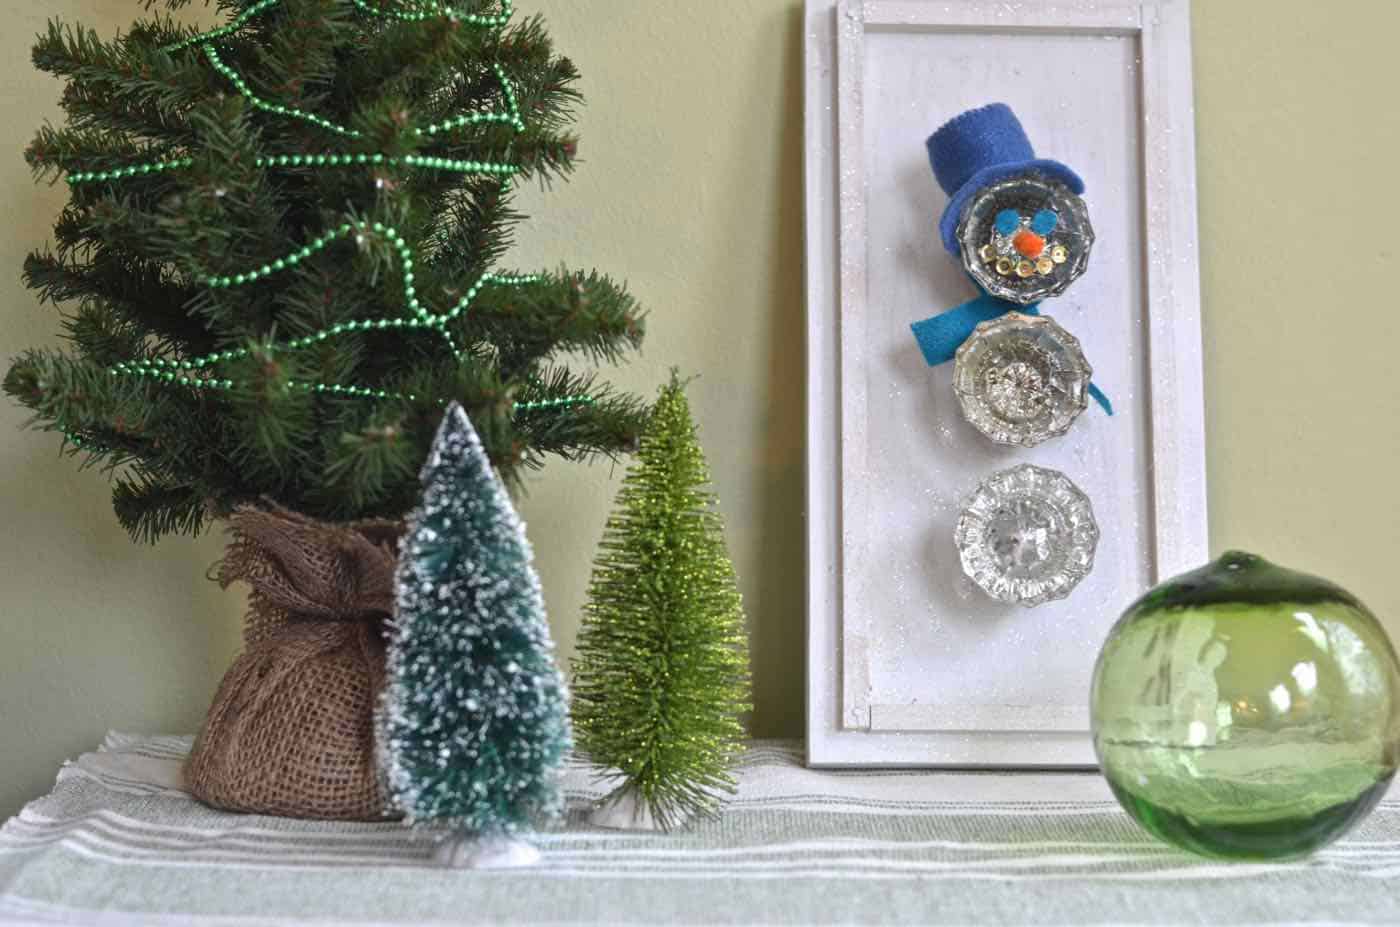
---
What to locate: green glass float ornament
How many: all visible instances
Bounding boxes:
[1090,551,1400,860]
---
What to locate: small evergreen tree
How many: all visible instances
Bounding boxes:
[379,402,569,867]
[5,0,647,542]
[571,374,751,831]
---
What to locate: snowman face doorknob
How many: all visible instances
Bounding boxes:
[959,173,1094,305]
[928,103,1090,285]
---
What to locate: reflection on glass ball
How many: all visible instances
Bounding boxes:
[1091,552,1400,859]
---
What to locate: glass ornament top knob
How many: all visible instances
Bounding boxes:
[1090,552,1400,860]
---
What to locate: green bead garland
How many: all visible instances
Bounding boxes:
[160,0,283,53]
[350,0,513,27]
[162,0,513,53]
[105,358,592,416]
[65,152,520,187]
[203,45,358,137]
[74,1,527,186]
[512,395,595,413]
[66,157,194,185]
[108,216,549,402]
[202,48,524,140]
[82,0,593,421]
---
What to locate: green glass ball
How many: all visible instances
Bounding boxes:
[1090,551,1400,859]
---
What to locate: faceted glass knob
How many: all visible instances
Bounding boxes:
[954,464,1098,607]
[1091,552,1400,859]
[953,312,1091,447]
[957,172,1094,305]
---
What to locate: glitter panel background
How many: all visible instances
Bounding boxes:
[843,26,1153,736]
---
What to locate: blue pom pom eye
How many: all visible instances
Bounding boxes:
[994,209,1022,236]
[1030,209,1059,236]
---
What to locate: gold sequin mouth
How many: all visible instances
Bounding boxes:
[982,243,1068,278]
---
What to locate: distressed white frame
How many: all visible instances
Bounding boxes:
[805,0,1208,767]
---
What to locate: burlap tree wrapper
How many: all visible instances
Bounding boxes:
[186,506,405,820]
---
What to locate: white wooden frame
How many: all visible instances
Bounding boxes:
[805,0,1207,767]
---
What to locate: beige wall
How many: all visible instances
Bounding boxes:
[2,0,1397,820]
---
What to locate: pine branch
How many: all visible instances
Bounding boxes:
[467,268,646,373]
[423,178,519,278]
[113,472,209,542]
[35,20,212,141]
[59,302,148,367]
[319,414,419,516]
[217,340,318,483]
[510,366,649,466]
[25,249,214,354]
[26,126,169,183]
[6,348,179,474]
[342,9,492,102]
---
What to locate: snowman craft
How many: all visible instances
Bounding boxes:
[913,102,1111,447]
[915,104,1105,606]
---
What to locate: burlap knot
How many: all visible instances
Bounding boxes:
[186,505,405,821]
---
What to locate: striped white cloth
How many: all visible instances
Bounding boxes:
[1,734,1398,926]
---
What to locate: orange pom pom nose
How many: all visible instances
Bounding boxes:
[1013,230,1045,259]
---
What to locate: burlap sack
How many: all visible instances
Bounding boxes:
[186,505,405,820]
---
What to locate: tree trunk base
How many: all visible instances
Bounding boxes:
[588,789,674,831]
[433,833,541,869]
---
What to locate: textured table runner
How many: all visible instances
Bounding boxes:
[1,734,1398,926]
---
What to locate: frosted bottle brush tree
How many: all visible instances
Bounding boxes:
[380,403,570,868]
[6,0,648,542]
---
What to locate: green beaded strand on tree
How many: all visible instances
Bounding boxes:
[5,0,649,542]
[571,373,751,832]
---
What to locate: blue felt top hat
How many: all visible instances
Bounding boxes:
[929,103,1084,256]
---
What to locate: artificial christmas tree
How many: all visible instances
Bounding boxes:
[380,403,570,868]
[7,0,646,537]
[571,374,751,831]
[5,0,646,818]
